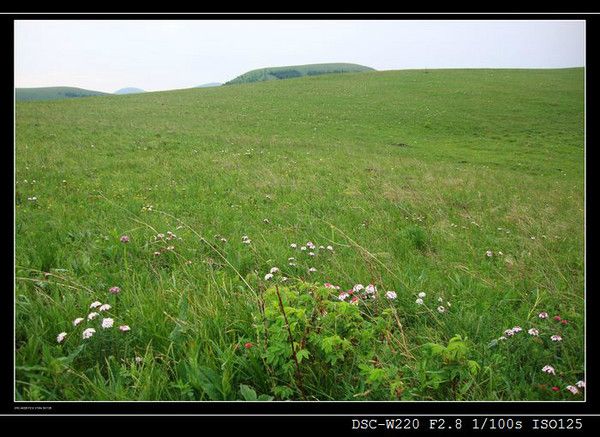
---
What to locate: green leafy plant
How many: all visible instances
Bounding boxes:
[410,335,480,399]
[254,282,401,400]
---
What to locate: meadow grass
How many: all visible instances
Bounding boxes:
[15,68,584,401]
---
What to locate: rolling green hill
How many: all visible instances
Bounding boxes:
[16,86,108,101]
[226,62,375,85]
[15,68,584,401]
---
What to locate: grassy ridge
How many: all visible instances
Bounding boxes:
[15,68,584,401]
[16,86,108,101]
[225,62,374,84]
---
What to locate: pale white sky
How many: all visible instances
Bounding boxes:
[15,20,585,93]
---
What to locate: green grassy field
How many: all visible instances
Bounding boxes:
[225,62,374,84]
[15,68,585,401]
[16,86,109,101]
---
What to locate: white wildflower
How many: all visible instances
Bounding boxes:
[338,292,350,301]
[566,385,579,395]
[542,365,555,375]
[82,328,96,339]
[353,284,365,293]
[101,318,114,329]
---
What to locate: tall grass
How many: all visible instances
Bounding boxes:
[15,68,584,400]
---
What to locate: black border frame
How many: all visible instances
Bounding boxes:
[4,11,595,419]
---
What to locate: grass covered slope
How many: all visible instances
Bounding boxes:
[16,86,108,101]
[226,62,374,84]
[15,68,584,401]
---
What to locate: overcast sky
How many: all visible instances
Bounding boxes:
[15,20,585,93]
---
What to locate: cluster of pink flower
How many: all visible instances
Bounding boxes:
[541,365,585,396]
[539,312,581,395]
[322,282,398,304]
[497,311,568,342]
[56,287,130,344]
[496,311,581,396]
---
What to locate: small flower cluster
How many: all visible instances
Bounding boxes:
[500,326,523,339]
[214,234,228,243]
[56,297,131,343]
[151,231,181,256]
[496,311,568,343]
[541,365,584,396]
[242,235,251,244]
[263,266,287,282]
[414,292,450,313]
[290,241,334,258]
[495,311,579,396]
[151,231,177,241]
[435,296,451,313]
[332,283,396,304]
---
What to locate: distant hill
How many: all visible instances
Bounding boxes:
[16,87,108,101]
[226,63,375,85]
[195,82,222,88]
[114,87,145,95]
